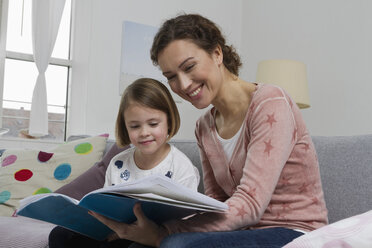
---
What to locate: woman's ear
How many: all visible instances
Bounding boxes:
[212,45,223,65]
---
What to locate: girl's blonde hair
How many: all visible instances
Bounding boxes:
[115,78,180,147]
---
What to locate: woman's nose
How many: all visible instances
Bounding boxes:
[178,73,192,91]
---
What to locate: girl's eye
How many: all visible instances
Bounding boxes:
[129,125,139,129]
[149,123,158,127]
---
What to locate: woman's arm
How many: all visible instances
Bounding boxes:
[163,94,297,234]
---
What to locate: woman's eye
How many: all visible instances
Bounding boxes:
[167,75,176,83]
[185,64,194,71]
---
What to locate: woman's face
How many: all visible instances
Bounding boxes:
[157,39,223,109]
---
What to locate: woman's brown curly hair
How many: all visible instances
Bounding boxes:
[151,13,242,76]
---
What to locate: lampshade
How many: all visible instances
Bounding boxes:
[256,59,310,109]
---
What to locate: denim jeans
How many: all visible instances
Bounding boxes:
[160,227,303,248]
[48,226,133,248]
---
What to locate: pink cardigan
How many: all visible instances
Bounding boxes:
[164,83,328,234]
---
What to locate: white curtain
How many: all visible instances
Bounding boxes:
[29,0,66,136]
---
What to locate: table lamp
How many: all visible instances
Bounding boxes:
[256,59,310,109]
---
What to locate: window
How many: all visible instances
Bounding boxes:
[0,0,72,141]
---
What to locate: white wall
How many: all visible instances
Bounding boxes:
[240,0,372,136]
[69,0,372,140]
[68,0,243,140]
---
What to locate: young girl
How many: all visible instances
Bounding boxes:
[104,77,199,189]
[49,78,200,248]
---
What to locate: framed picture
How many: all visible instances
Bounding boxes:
[119,21,182,103]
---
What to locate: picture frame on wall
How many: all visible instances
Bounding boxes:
[119,21,182,103]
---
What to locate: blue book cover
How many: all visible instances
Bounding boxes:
[17,175,228,241]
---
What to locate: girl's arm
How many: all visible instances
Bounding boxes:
[89,203,167,247]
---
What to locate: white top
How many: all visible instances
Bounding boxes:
[215,124,243,162]
[104,144,200,191]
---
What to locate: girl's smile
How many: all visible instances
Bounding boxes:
[124,103,170,169]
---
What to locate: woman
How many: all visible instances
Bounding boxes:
[91,13,328,248]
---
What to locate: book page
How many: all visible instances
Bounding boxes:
[87,175,228,211]
[112,192,226,212]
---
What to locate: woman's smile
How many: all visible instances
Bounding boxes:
[188,85,202,97]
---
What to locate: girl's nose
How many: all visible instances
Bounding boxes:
[140,126,150,136]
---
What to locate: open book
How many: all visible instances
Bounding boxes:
[17,175,228,240]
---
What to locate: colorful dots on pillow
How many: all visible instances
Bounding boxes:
[38,151,54,162]
[1,154,17,167]
[33,187,52,195]
[74,142,93,155]
[54,163,71,180]
[14,169,33,181]
[0,191,11,204]
[0,135,108,216]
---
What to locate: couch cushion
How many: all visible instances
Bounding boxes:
[0,135,108,216]
[312,135,372,223]
[283,209,372,248]
[55,141,129,200]
[169,139,203,193]
[0,216,55,248]
[0,139,128,248]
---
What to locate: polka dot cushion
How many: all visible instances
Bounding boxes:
[0,134,108,216]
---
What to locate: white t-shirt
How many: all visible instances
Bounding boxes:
[104,144,200,191]
[215,123,243,162]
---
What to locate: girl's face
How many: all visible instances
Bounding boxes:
[124,103,169,156]
[157,39,223,109]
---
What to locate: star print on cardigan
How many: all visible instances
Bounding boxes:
[281,202,292,211]
[311,196,319,204]
[302,143,310,152]
[267,204,274,213]
[264,139,274,156]
[235,205,249,218]
[265,113,277,127]
[266,205,287,220]
[279,176,292,186]
[227,202,236,209]
[274,211,285,220]
[248,187,257,198]
[299,182,311,193]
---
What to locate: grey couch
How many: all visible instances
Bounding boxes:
[0,135,371,248]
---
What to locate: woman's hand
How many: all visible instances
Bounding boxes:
[89,202,169,247]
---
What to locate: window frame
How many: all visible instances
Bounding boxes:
[0,0,73,141]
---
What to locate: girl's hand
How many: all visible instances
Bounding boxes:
[89,202,168,247]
